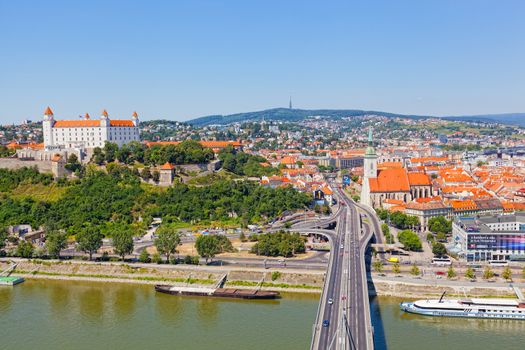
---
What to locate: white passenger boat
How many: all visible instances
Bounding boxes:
[401,292,525,320]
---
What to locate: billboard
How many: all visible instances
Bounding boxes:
[342,175,351,185]
[467,234,525,250]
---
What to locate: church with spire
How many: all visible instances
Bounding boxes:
[360,127,433,208]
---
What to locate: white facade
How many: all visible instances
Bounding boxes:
[43,108,140,150]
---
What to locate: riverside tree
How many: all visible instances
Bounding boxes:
[465,267,475,280]
[155,225,181,263]
[392,263,401,275]
[76,225,103,260]
[483,266,495,280]
[373,260,383,273]
[447,266,457,279]
[195,235,221,264]
[16,240,34,258]
[112,229,134,261]
[410,264,420,276]
[45,230,68,259]
[502,266,512,281]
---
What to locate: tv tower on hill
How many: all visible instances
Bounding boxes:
[289,96,293,109]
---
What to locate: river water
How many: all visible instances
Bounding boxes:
[1,280,525,349]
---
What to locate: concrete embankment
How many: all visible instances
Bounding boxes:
[0,259,324,293]
[369,275,525,298]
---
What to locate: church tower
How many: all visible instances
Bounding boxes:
[360,127,377,207]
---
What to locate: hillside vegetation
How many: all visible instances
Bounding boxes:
[0,167,311,235]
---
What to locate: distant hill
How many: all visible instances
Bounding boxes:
[186,108,428,126]
[442,113,525,127]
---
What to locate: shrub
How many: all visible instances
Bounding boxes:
[139,250,151,263]
[271,271,282,281]
[151,253,162,264]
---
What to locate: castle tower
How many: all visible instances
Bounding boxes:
[132,111,140,126]
[360,127,377,207]
[51,154,66,179]
[100,109,110,126]
[159,162,174,186]
[43,106,55,150]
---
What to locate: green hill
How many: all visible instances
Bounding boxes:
[186,108,428,126]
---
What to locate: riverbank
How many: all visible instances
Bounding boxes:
[370,275,525,299]
[0,258,324,294]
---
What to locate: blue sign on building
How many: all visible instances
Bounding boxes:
[342,175,350,185]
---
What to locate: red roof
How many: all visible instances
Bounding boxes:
[161,162,174,170]
[407,172,431,186]
[369,168,410,192]
[102,109,109,117]
[44,106,54,115]
[132,111,138,117]
[52,119,134,128]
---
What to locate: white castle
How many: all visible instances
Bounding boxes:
[43,107,140,151]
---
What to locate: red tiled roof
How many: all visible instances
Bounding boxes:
[160,162,174,170]
[407,172,431,186]
[52,119,134,128]
[369,168,410,192]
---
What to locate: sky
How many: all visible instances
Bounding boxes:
[1,0,524,123]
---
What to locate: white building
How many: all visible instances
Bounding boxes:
[43,107,140,151]
[452,214,525,262]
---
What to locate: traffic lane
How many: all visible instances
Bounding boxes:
[318,233,343,348]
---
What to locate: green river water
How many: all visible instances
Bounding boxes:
[1,279,525,349]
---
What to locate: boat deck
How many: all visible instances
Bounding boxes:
[0,276,24,286]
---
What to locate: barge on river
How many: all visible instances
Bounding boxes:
[401,292,525,320]
[155,273,279,299]
[155,285,279,299]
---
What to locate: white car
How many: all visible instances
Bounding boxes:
[328,298,333,305]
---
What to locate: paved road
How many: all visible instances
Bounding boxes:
[310,187,375,350]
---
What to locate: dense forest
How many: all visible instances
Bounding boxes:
[0,167,311,235]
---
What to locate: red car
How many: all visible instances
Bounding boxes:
[436,271,446,276]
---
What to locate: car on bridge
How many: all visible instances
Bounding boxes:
[328,298,333,305]
[322,320,330,327]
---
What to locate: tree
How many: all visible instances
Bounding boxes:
[139,249,151,263]
[152,170,160,182]
[239,232,247,242]
[195,235,221,264]
[447,266,457,279]
[432,242,447,257]
[155,225,181,262]
[392,263,401,275]
[141,166,152,180]
[151,252,162,264]
[502,266,512,281]
[465,267,475,280]
[16,240,34,258]
[436,232,447,242]
[372,260,383,273]
[428,216,452,234]
[397,230,422,251]
[45,230,67,259]
[483,266,495,280]
[76,225,103,260]
[112,229,134,261]
[65,153,81,172]
[0,227,7,250]
[410,264,420,276]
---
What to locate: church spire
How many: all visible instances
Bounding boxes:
[365,127,376,156]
